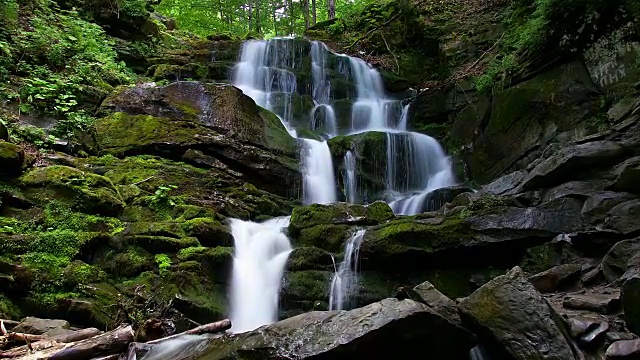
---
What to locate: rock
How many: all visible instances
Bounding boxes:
[359,197,584,270]
[603,239,640,282]
[608,97,639,123]
[606,200,640,234]
[523,141,625,190]
[12,317,70,335]
[580,321,609,346]
[582,191,637,224]
[621,275,640,335]
[411,281,462,326]
[479,170,527,196]
[0,122,8,141]
[19,165,125,216]
[563,294,620,314]
[566,315,605,338]
[181,218,233,247]
[459,267,575,360]
[528,264,582,293]
[0,142,25,175]
[520,240,582,274]
[94,82,300,197]
[610,156,640,194]
[542,180,610,203]
[288,201,394,238]
[196,298,476,359]
[606,339,640,359]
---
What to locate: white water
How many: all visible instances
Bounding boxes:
[329,230,366,310]
[343,150,357,204]
[301,139,337,205]
[228,217,292,333]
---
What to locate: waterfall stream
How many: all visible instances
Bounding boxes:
[226,37,457,331]
[329,230,366,310]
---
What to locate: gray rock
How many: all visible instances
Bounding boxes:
[0,121,8,141]
[523,141,625,190]
[480,170,528,196]
[606,200,640,235]
[528,264,582,293]
[12,317,70,335]
[602,239,640,283]
[622,275,640,336]
[566,315,610,346]
[459,267,575,360]
[542,180,610,203]
[606,339,640,359]
[608,97,639,123]
[610,156,640,194]
[411,281,462,325]
[582,191,636,223]
[579,321,609,346]
[194,298,476,359]
[563,294,620,314]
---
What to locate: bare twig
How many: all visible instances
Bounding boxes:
[381,35,400,74]
[343,13,401,51]
[132,176,154,186]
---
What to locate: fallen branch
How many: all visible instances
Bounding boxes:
[343,13,401,51]
[0,321,19,332]
[0,328,103,358]
[381,34,400,74]
[132,176,154,186]
[146,319,231,345]
[464,33,504,73]
[16,325,134,360]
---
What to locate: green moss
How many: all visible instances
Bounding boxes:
[177,246,233,267]
[20,166,125,216]
[366,201,395,223]
[295,224,351,252]
[283,270,332,305]
[155,253,171,275]
[105,246,155,278]
[181,218,232,247]
[63,260,106,285]
[0,294,21,319]
[287,247,334,271]
[122,235,200,253]
[125,222,185,238]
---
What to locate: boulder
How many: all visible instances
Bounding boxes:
[602,239,640,283]
[0,122,8,141]
[459,267,576,360]
[582,191,637,224]
[610,156,640,194]
[94,82,300,197]
[195,298,476,359]
[606,199,640,234]
[360,197,584,270]
[411,281,462,326]
[566,316,610,345]
[621,275,640,335]
[562,294,620,314]
[0,142,25,175]
[542,180,610,203]
[606,339,640,360]
[528,263,582,293]
[523,141,625,190]
[479,170,527,196]
[12,317,70,335]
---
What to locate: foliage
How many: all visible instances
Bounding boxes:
[156,0,377,37]
[150,184,179,207]
[154,253,171,275]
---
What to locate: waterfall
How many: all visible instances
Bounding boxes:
[329,230,366,310]
[301,139,337,205]
[228,217,292,333]
[343,150,357,203]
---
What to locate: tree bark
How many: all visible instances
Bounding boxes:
[303,0,310,29]
[328,0,335,19]
[146,319,231,345]
[255,0,262,33]
[312,0,317,25]
[289,0,294,35]
[0,329,103,358]
[15,325,134,360]
[248,1,253,31]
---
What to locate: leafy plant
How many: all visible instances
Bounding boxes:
[151,185,179,207]
[155,254,171,275]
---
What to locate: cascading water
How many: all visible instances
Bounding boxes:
[343,150,357,203]
[228,217,292,333]
[227,38,457,329]
[329,230,366,310]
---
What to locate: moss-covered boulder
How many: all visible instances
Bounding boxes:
[0,142,25,175]
[288,201,394,238]
[20,166,125,216]
[94,82,300,197]
[182,218,233,247]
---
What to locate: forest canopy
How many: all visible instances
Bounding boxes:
[156,0,375,37]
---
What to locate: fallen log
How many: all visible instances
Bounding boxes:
[0,321,19,331]
[146,319,231,345]
[16,325,134,360]
[0,328,103,358]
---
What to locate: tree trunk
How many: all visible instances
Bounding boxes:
[289,0,294,35]
[255,0,262,33]
[303,0,310,29]
[146,319,231,345]
[328,0,335,19]
[0,328,103,358]
[312,0,317,25]
[248,1,253,31]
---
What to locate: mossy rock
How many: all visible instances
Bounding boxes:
[99,246,156,278]
[124,222,185,238]
[287,247,334,271]
[281,270,333,314]
[0,294,21,320]
[289,202,393,238]
[0,142,25,176]
[118,235,200,253]
[176,246,233,275]
[20,166,125,216]
[294,224,351,253]
[152,63,209,81]
[181,218,233,247]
